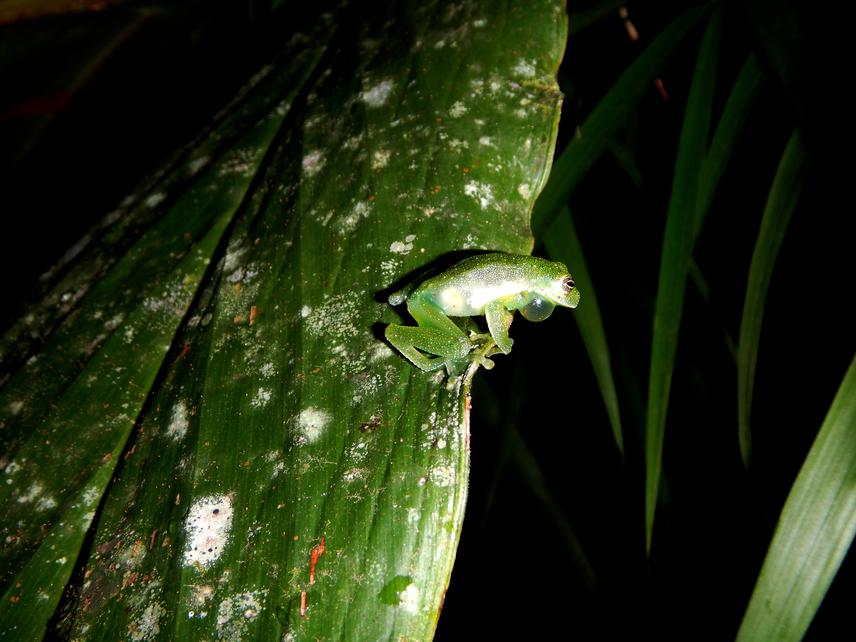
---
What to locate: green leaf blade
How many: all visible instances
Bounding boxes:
[645,8,721,553]
[0,27,330,640]
[694,52,766,243]
[737,353,856,642]
[737,128,809,465]
[544,208,624,456]
[532,1,712,238]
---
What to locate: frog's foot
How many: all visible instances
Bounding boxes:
[467,332,501,370]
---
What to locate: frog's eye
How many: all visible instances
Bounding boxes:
[561,275,576,294]
[521,297,555,322]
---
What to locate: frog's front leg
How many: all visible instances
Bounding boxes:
[484,299,515,354]
[385,297,473,372]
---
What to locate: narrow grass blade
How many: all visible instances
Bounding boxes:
[476,369,597,589]
[737,128,808,465]
[607,139,643,190]
[689,258,737,361]
[744,0,807,122]
[693,52,766,242]
[532,1,712,238]
[508,426,599,592]
[645,8,721,554]
[545,208,624,456]
[737,353,856,642]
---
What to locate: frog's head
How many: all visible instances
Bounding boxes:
[520,260,580,322]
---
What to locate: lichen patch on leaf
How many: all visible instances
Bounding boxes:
[398,583,420,614]
[128,601,165,641]
[513,58,537,78]
[295,407,332,445]
[144,193,166,208]
[166,401,189,441]
[463,181,496,210]
[389,234,416,254]
[360,78,395,107]
[216,590,267,641]
[302,150,326,177]
[250,387,273,408]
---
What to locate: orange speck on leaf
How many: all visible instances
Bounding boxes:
[173,342,191,366]
[310,536,326,585]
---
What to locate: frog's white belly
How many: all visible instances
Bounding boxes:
[437,281,523,316]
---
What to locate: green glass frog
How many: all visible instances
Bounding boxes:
[385,252,580,374]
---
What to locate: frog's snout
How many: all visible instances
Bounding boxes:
[566,287,581,308]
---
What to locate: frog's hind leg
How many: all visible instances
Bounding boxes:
[385,325,468,371]
[385,297,473,372]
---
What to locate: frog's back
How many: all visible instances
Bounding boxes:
[423,253,527,289]
[414,253,545,316]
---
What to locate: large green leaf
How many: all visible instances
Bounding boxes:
[0,24,330,639]
[0,1,567,639]
[737,353,856,641]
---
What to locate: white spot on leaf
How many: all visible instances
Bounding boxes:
[464,181,495,210]
[167,402,189,441]
[129,602,165,641]
[250,388,272,408]
[182,495,234,569]
[398,583,420,614]
[144,193,166,208]
[187,156,210,175]
[372,149,392,169]
[302,150,325,177]
[513,58,536,78]
[296,407,331,445]
[449,101,467,118]
[360,79,395,107]
[389,235,415,254]
[216,590,266,640]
